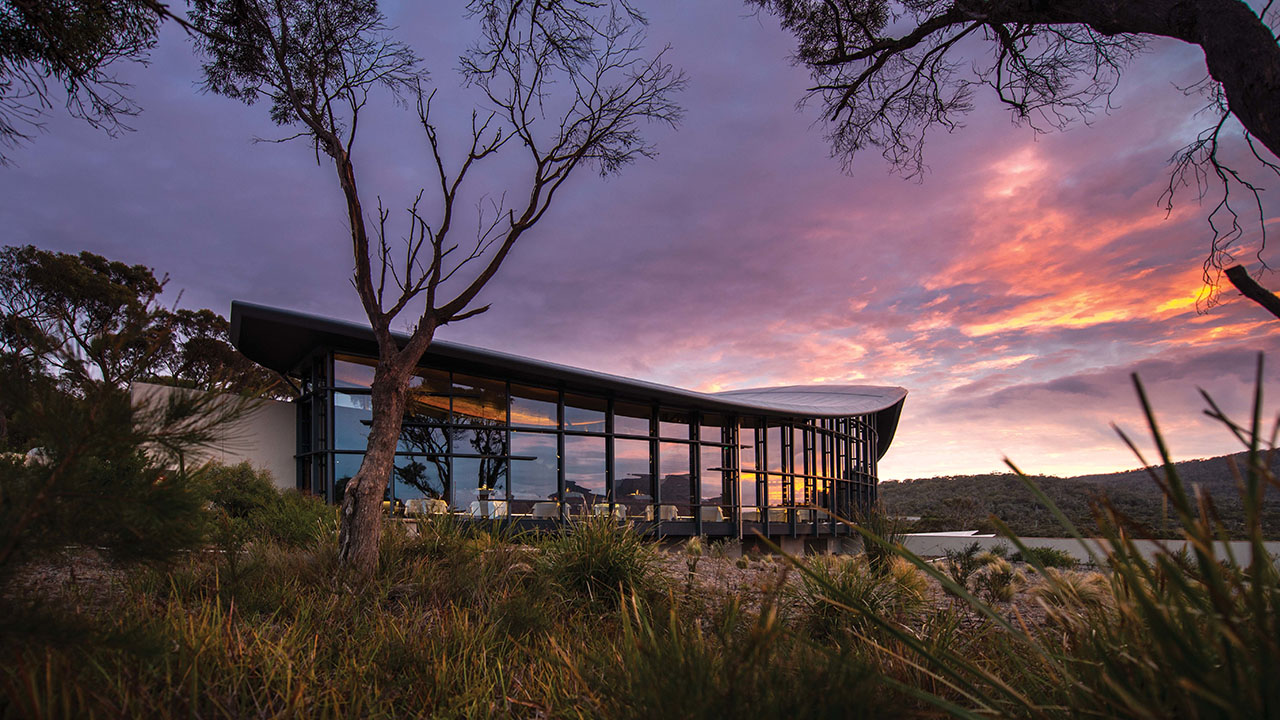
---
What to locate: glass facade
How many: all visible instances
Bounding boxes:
[291,350,881,537]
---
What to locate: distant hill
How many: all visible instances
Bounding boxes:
[878,451,1280,539]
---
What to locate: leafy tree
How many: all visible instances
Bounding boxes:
[190,0,684,573]
[0,297,255,583]
[750,0,1280,311]
[0,0,195,162]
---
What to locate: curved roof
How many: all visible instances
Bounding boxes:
[230,301,907,458]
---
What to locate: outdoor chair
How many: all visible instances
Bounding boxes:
[643,504,678,521]
[592,503,626,520]
[467,500,509,519]
[531,501,559,519]
[699,505,725,522]
[404,498,448,516]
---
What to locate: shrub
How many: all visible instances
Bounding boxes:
[940,541,984,594]
[974,557,1015,603]
[588,598,888,720]
[793,554,926,640]
[197,462,335,549]
[1012,545,1078,569]
[539,515,657,608]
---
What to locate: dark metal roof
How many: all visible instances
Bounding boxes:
[230,301,907,458]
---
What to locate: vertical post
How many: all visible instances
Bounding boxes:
[692,412,702,537]
[557,390,566,524]
[650,402,660,531]
[606,397,615,514]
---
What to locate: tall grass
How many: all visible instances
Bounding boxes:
[800,354,1280,719]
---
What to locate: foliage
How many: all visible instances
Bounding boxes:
[973,556,1015,604]
[1012,546,1078,569]
[539,514,659,608]
[0,365,250,582]
[0,244,285,421]
[940,541,984,594]
[855,499,904,573]
[793,554,927,641]
[0,0,177,161]
[199,462,335,549]
[807,355,1280,718]
[586,596,887,720]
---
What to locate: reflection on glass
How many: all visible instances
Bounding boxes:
[699,413,723,444]
[511,384,558,427]
[740,424,757,470]
[510,432,558,511]
[615,401,651,436]
[766,474,784,507]
[793,426,806,475]
[564,435,605,513]
[453,456,508,511]
[453,374,506,424]
[334,453,373,505]
[659,409,688,439]
[740,471,758,509]
[564,393,606,433]
[334,354,376,388]
[615,438,650,517]
[700,445,725,508]
[767,425,783,472]
[658,442,691,514]
[394,455,447,500]
[334,392,372,450]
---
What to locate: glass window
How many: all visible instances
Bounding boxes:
[406,369,451,420]
[659,409,689,439]
[700,445,725,509]
[658,442,692,513]
[393,455,448,501]
[615,439,651,517]
[564,435,606,511]
[793,426,807,476]
[334,354,376,389]
[452,374,506,424]
[456,426,508,458]
[740,471,758,508]
[453,456,508,511]
[511,384,558,428]
[765,474,784,507]
[766,425,783,472]
[399,423,449,456]
[740,422,757,470]
[699,413,723,444]
[615,401,652,436]
[564,393,606,433]
[334,391,372,451]
[333,453,366,504]
[510,432,558,509]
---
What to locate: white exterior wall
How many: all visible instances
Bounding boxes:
[130,382,296,490]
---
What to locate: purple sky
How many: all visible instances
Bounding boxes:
[3,2,1279,480]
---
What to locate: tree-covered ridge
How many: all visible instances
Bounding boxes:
[879,451,1280,539]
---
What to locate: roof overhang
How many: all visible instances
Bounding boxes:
[231,301,908,458]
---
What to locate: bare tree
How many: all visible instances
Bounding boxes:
[190,0,683,574]
[750,0,1280,311]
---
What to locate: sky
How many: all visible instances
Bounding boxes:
[3,2,1280,481]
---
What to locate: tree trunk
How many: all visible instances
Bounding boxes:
[336,358,411,575]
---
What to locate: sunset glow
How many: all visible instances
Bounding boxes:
[2,2,1278,483]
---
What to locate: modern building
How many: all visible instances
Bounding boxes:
[230,301,906,540]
